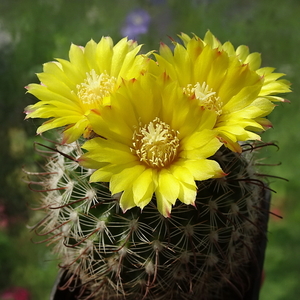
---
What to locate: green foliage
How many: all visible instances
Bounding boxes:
[0,225,58,299]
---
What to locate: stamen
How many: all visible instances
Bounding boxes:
[76,69,117,108]
[131,117,180,169]
[183,82,223,115]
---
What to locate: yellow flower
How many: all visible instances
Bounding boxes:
[153,31,291,152]
[25,37,148,143]
[79,75,224,217]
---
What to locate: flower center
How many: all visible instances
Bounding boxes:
[132,117,180,169]
[183,82,222,115]
[77,69,117,108]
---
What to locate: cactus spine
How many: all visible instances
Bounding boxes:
[27,140,270,300]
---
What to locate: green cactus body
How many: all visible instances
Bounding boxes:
[28,140,269,300]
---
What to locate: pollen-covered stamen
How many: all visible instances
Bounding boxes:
[132,117,180,168]
[183,82,223,115]
[76,69,117,108]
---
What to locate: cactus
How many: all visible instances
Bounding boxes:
[27,140,271,300]
[24,32,290,300]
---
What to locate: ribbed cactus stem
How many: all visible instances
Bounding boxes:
[26,140,271,300]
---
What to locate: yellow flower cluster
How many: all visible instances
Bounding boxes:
[25,32,291,216]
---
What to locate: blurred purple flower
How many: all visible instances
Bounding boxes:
[121,8,151,40]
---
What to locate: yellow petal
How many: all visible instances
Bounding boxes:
[82,138,136,164]
[244,52,261,71]
[222,83,262,113]
[62,117,90,143]
[88,106,136,145]
[155,190,173,218]
[157,169,180,204]
[177,182,197,206]
[182,159,224,181]
[119,188,136,213]
[110,164,146,195]
[236,45,249,63]
[132,168,156,208]
[69,43,89,73]
[170,164,196,187]
[181,130,222,159]
[89,164,124,182]
[37,116,81,134]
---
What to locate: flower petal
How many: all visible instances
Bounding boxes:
[119,188,136,213]
[182,159,224,181]
[132,168,156,208]
[110,164,146,195]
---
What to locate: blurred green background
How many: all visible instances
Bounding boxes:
[0,0,299,299]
